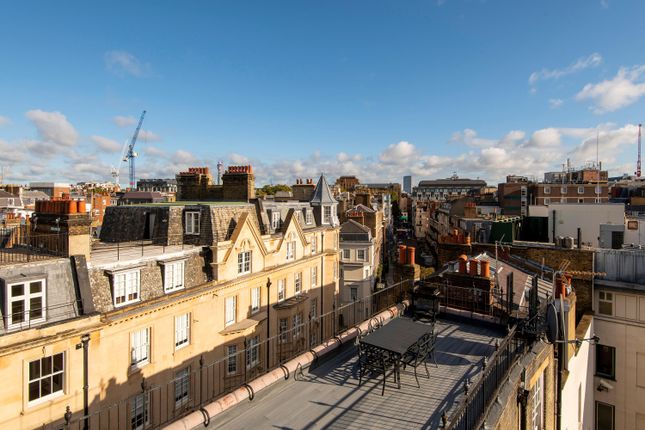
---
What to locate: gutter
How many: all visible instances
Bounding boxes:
[164,300,409,430]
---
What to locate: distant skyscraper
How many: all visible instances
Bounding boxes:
[403,175,412,194]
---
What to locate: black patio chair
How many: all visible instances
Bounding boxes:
[401,332,437,388]
[357,343,398,396]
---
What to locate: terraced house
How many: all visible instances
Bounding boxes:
[0,166,341,430]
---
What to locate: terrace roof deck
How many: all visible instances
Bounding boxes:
[89,241,200,266]
[208,317,504,430]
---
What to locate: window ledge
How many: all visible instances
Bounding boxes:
[219,311,267,335]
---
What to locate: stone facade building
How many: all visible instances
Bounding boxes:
[0,171,342,429]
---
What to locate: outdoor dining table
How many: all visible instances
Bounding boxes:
[359,317,434,388]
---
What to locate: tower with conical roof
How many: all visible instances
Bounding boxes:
[310,175,339,227]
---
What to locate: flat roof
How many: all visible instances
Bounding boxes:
[208,317,504,430]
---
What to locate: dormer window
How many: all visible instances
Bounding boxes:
[185,211,200,235]
[6,279,46,330]
[271,211,281,230]
[113,270,141,307]
[305,210,313,225]
[323,206,332,224]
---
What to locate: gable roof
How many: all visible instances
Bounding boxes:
[340,219,371,234]
[310,175,337,205]
[347,204,375,213]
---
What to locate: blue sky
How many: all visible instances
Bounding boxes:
[1,0,644,186]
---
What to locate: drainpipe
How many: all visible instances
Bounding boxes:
[266,277,271,369]
[320,231,325,342]
[75,333,90,430]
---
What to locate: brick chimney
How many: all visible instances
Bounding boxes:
[32,199,92,259]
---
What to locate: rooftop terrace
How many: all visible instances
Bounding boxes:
[207,317,504,430]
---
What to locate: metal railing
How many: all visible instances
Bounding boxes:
[0,226,67,264]
[90,234,194,262]
[445,325,528,430]
[51,280,415,430]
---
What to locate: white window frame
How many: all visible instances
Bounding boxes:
[531,370,544,430]
[164,261,185,293]
[278,279,285,302]
[598,291,613,316]
[286,241,296,260]
[174,367,190,409]
[226,345,237,375]
[271,211,281,230]
[6,279,46,329]
[27,352,65,405]
[357,249,366,261]
[544,197,551,205]
[311,266,317,288]
[342,249,350,260]
[113,269,141,307]
[130,328,151,368]
[246,336,260,368]
[305,210,313,225]
[279,318,289,343]
[323,206,331,224]
[295,272,302,295]
[225,296,237,327]
[311,235,317,254]
[130,392,151,430]
[544,186,551,195]
[175,313,190,350]
[238,251,251,275]
[251,287,261,314]
[578,186,585,194]
[293,313,303,338]
[185,211,200,235]
[561,186,567,194]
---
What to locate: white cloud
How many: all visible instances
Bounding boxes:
[104,50,150,77]
[229,153,250,164]
[113,115,137,128]
[549,98,564,109]
[529,53,602,88]
[529,128,562,147]
[25,109,78,147]
[569,123,639,164]
[0,139,25,163]
[379,141,417,164]
[137,129,160,142]
[90,135,122,153]
[0,116,11,126]
[450,128,497,148]
[576,65,645,113]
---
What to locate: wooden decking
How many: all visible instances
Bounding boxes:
[207,318,505,430]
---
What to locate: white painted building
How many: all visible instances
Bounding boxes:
[593,249,645,429]
[339,220,375,319]
[544,203,625,248]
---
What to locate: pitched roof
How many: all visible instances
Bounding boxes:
[310,175,336,205]
[340,219,371,234]
[347,204,375,213]
[0,190,15,198]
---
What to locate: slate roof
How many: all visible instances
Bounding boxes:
[310,175,337,205]
[347,203,375,213]
[340,219,371,234]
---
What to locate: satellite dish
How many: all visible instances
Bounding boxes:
[545,302,559,344]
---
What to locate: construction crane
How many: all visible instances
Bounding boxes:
[636,123,642,178]
[123,110,146,189]
[110,139,130,186]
